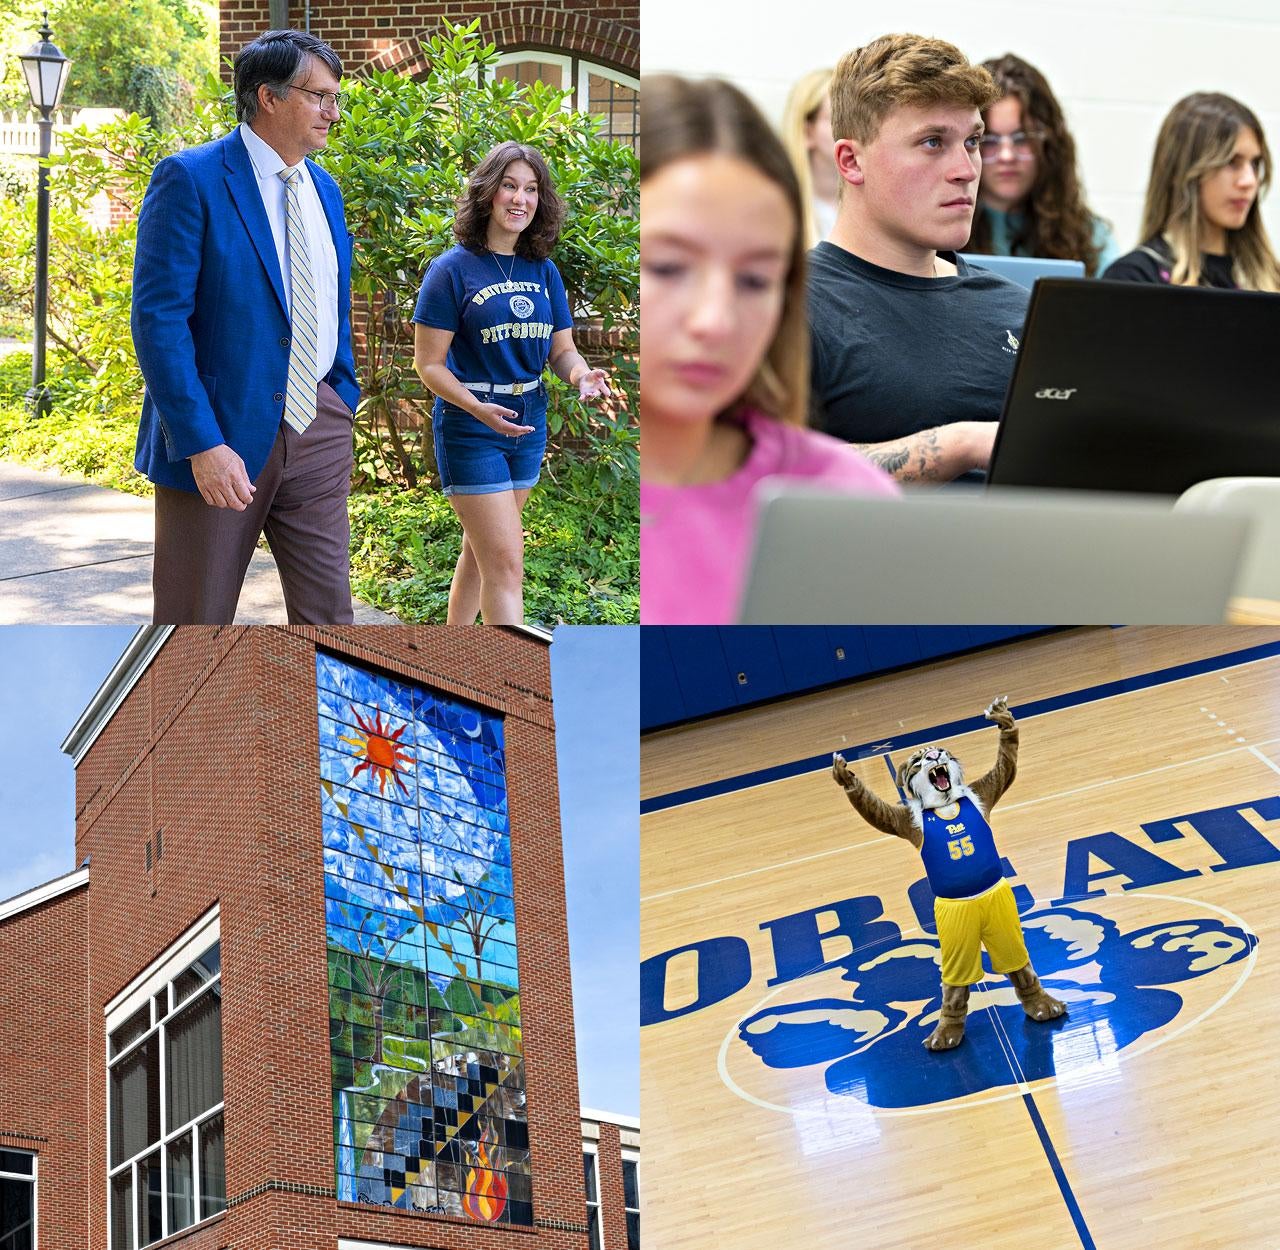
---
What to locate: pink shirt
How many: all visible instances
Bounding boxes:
[640,410,899,624]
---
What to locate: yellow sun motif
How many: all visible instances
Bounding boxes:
[339,708,413,796]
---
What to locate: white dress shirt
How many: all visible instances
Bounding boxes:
[239,121,339,381]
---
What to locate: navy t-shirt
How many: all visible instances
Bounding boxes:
[807,242,1030,443]
[412,244,573,384]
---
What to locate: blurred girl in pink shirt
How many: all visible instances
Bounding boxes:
[640,75,898,624]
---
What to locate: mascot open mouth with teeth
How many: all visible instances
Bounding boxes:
[832,697,1066,1051]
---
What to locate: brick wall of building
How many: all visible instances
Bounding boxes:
[593,1123,626,1250]
[65,624,587,1250]
[0,884,89,1250]
[219,3,638,80]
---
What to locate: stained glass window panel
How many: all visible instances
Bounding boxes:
[318,653,531,1225]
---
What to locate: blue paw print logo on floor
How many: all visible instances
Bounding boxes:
[725,895,1256,1112]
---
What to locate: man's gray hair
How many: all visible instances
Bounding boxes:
[233,30,342,123]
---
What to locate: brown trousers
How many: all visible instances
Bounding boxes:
[152,382,355,625]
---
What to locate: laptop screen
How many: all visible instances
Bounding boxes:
[987,279,1280,496]
[957,254,1085,289]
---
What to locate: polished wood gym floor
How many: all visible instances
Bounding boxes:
[641,627,1280,1250]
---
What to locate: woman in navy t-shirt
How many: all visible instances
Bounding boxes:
[413,141,611,624]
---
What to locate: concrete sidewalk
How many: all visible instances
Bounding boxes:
[0,461,396,624]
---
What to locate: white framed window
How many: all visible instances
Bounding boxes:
[106,910,225,1250]
[622,1152,639,1249]
[583,1146,603,1250]
[492,52,639,147]
[0,1149,37,1250]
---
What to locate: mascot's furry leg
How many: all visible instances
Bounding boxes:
[924,983,970,1051]
[1008,963,1067,1022]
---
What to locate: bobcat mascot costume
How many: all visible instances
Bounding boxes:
[831,697,1066,1051]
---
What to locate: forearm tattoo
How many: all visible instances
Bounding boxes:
[855,426,948,483]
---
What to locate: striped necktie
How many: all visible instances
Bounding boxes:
[279,166,318,434]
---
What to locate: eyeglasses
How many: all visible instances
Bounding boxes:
[978,130,1044,163]
[292,85,346,112]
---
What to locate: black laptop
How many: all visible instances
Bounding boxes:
[987,278,1280,496]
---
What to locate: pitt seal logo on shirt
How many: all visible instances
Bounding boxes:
[509,294,535,320]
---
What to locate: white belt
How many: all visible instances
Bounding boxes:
[460,379,540,396]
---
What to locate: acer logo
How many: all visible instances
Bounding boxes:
[1035,387,1077,400]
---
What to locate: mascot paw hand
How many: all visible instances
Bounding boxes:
[1022,990,1067,1022]
[832,753,854,788]
[984,695,1014,728]
[924,1020,966,1051]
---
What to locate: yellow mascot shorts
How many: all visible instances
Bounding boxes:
[933,878,1030,987]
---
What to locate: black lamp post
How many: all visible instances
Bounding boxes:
[18,12,70,417]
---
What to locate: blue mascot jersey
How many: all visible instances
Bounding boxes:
[412,244,573,385]
[918,796,1004,899]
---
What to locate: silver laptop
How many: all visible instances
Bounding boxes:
[958,253,1085,288]
[737,486,1249,624]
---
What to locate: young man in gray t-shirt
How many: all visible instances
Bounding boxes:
[808,34,1031,483]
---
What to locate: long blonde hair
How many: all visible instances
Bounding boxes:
[781,68,834,250]
[641,74,809,427]
[1140,92,1280,291]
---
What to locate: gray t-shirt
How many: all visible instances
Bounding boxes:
[807,242,1031,444]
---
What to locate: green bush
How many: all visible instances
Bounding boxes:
[348,454,637,624]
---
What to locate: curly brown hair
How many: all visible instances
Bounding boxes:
[453,141,565,261]
[966,54,1107,276]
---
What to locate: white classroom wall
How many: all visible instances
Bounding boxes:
[640,0,1280,255]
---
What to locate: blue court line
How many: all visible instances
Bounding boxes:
[641,637,1280,814]
[1022,1091,1098,1249]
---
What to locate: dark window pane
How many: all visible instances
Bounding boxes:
[0,1152,32,1176]
[623,1158,639,1208]
[167,1132,194,1234]
[173,943,220,1005]
[583,1151,597,1202]
[588,73,639,147]
[627,1209,639,1250]
[110,1035,160,1166]
[587,1203,602,1250]
[0,1175,34,1250]
[109,1002,151,1058]
[199,1113,226,1218]
[138,1150,163,1247]
[110,1171,133,1250]
[167,989,223,1128]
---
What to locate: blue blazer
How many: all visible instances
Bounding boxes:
[131,128,360,492]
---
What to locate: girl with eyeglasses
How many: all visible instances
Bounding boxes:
[412,141,611,624]
[640,75,897,625]
[1103,93,1280,291]
[965,54,1118,277]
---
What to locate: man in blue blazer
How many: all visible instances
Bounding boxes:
[132,30,361,624]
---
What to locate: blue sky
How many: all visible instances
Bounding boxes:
[0,625,637,1117]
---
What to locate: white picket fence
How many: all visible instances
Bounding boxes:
[0,107,123,155]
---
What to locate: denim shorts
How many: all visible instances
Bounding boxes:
[433,386,548,497]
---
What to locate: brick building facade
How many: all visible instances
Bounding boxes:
[0,625,636,1250]
[218,3,638,144]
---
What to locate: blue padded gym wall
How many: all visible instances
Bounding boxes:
[640,627,1053,731]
